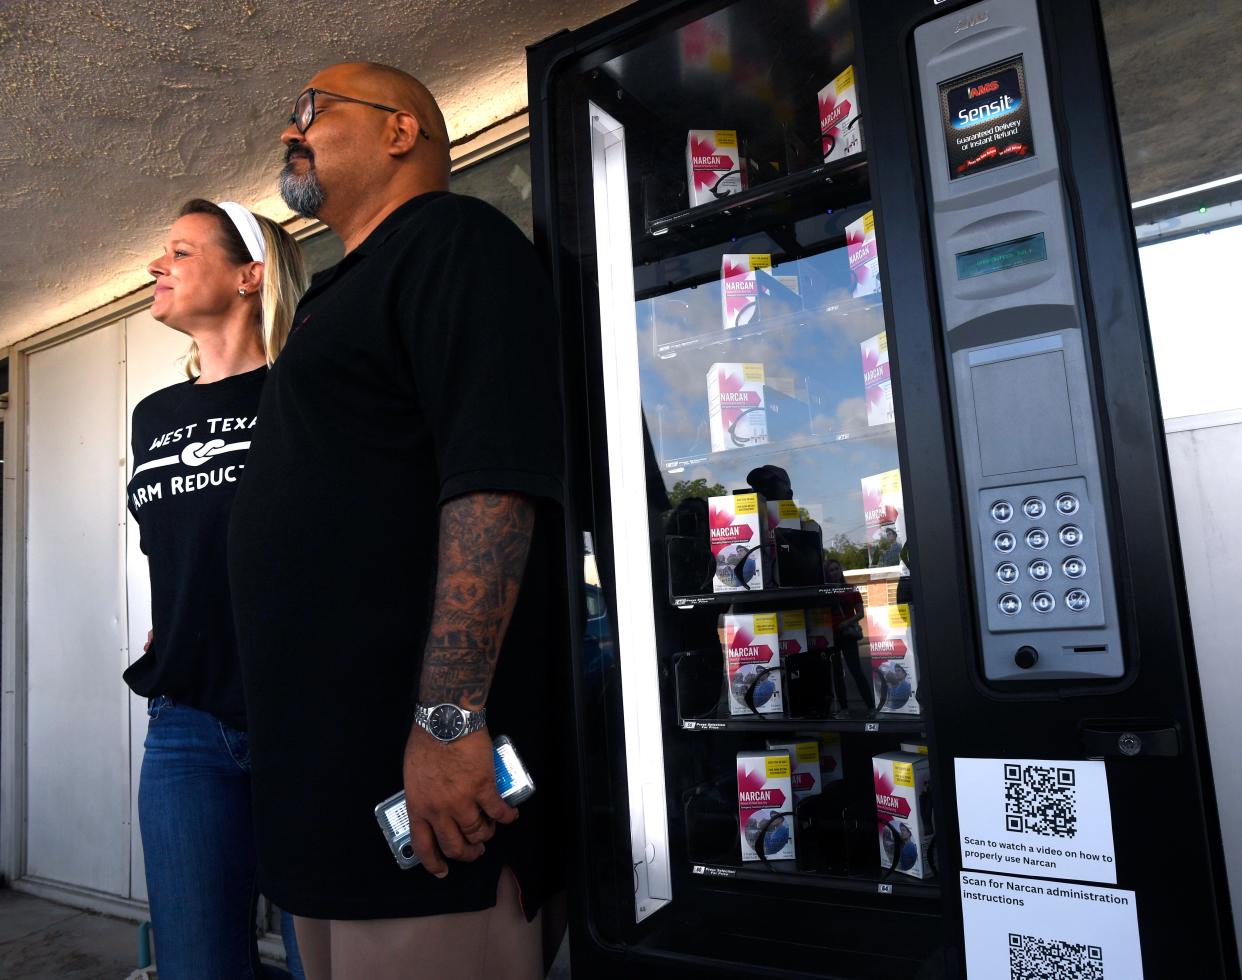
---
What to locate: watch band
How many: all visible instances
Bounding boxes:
[414,702,488,742]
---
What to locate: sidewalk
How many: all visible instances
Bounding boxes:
[0,887,138,979]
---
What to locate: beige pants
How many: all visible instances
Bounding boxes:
[293,868,543,980]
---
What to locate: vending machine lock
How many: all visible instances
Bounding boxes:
[1080,726,1180,759]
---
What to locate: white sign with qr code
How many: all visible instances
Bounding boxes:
[955,758,1117,884]
[960,871,1142,978]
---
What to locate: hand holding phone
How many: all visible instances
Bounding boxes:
[376,735,535,870]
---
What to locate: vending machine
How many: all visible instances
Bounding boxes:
[527,0,1238,975]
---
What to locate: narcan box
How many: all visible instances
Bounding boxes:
[860,331,893,427]
[847,209,880,298]
[819,65,864,163]
[819,731,845,785]
[861,468,905,569]
[706,362,768,452]
[720,253,771,330]
[708,492,768,593]
[687,130,745,207]
[873,750,933,879]
[777,609,808,658]
[767,739,822,805]
[738,750,796,861]
[723,610,782,715]
[806,606,835,651]
[864,581,918,715]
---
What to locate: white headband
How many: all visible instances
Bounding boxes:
[217,201,267,264]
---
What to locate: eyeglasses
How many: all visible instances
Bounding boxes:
[289,88,431,140]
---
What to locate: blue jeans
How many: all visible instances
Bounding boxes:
[139,696,305,980]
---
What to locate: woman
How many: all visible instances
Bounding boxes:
[125,199,309,978]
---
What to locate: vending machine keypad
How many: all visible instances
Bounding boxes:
[979,478,1105,632]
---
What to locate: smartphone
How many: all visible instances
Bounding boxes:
[374,734,536,870]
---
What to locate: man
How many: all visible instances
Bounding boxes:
[227,62,566,979]
[877,526,902,566]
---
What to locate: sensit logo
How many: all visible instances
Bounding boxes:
[954,88,1019,128]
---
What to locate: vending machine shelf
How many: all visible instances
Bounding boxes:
[643,156,869,242]
[679,715,925,734]
[661,420,896,478]
[653,292,884,359]
[673,647,921,728]
[688,860,940,899]
[669,574,902,609]
[671,583,846,609]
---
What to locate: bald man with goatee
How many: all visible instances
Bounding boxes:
[228,62,567,979]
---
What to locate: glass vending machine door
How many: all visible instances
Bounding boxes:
[549,1,943,974]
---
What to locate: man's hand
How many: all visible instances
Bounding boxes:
[144,629,153,653]
[403,724,518,878]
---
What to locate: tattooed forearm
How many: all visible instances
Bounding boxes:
[416,491,535,710]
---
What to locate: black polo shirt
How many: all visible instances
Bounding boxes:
[228,192,567,920]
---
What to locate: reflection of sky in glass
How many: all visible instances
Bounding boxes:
[635,241,901,549]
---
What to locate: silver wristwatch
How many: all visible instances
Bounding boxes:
[414,702,488,743]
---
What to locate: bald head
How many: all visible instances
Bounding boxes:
[320,63,450,145]
[280,61,452,250]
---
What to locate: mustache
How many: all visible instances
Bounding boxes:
[284,145,314,166]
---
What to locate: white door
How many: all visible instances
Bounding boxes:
[25,323,130,894]
[123,309,193,901]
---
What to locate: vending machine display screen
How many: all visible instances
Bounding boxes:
[955,233,1047,280]
[939,56,1036,180]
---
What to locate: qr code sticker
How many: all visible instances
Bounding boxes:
[1004,763,1077,838]
[1009,933,1103,979]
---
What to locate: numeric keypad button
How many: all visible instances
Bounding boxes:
[1055,493,1079,516]
[1062,556,1086,579]
[1022,497,1046,519]
[1028,559,1052,582]
[1065,589,1091,612]
[1031,591,1055,614]
[994,531,1016,554]
[999,593,1022,616]
[1059,525,1083,547]
[1025,528,1049,550]
[996,563,1019,584]
[991,500,1013,523]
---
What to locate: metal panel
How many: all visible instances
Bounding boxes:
[25,322,129,894]
[1165,417,1242,952]
[122,309,191,902]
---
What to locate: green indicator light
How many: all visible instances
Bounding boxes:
[1199,205,1209,214]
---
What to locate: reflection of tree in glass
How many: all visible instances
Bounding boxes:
[667,478,727,508]
[825,532,869,571]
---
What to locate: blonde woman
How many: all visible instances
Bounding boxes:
[126,199,309,979]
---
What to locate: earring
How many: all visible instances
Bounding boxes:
[238,288,246,296]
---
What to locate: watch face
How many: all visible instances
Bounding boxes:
[428,704,466,741]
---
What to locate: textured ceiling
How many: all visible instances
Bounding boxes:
[1099,0,1242,204]
[0,0,626,347]
[0,1,1239,349]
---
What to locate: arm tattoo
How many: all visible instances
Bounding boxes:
[417,491,536,710]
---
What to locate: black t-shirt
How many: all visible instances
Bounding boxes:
[125,366,267,730]
[228,193,567,920]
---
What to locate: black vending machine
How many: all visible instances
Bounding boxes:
[527,0,1238,976]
